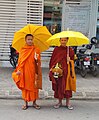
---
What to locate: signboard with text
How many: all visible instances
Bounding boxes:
[62,0,92,36]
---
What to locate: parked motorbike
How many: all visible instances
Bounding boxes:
[86,37,99,76]
[9,45,19,68]
[75,37,99,77]
[90,52,99,76]
[75,48,91,77]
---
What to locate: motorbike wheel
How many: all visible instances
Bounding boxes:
[92,67,98,77]
[75,67,80,74]
[9,57,17,68]
[80,66,87,77]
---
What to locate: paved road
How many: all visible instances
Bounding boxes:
[0,99,99,120]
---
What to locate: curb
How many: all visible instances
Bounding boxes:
[0,90,99,100]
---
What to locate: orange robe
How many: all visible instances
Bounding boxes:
[12,45,42,102]
[66,60,76,92]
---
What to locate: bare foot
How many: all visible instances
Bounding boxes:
[33,103,40,110]
[22,105,28,110]
[54,103,62,109]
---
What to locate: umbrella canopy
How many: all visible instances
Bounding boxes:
[12,24,52,52]
[47,31,90,46]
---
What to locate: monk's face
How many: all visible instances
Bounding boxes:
[60,37,68,47]
[25,36,33,46]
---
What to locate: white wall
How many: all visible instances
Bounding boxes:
[62,0,98,39]
[89,0,98,39]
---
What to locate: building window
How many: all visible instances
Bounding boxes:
[44,0,62,34]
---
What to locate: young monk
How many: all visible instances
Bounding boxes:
[49,37,75,110]
[12,34,42,110]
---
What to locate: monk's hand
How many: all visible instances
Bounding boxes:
[67,56,70,63]
[34,52,39,61]
[50,68,52,71]
[50,65,55,71]
[16,70,21,75]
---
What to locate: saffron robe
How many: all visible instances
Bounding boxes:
[49,46,75,99]
[66,60,76,92]
[12,45,42,102]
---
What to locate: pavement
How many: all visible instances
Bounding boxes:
[0,67,99,100]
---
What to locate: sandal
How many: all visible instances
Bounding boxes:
[54,103,62,109]
[22,105,28,110]
[33,104,41,110]
[66,105,74,110]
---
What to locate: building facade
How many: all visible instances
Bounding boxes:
[0,0,99,67]
[0,0,44,66]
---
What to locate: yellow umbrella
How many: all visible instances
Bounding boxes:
[47,31,90,46]
[12,24,52,52]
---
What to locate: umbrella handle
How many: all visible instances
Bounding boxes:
[67,56,70,64]
[67,47,70,64]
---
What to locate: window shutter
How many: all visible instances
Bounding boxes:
[0,0,43,63]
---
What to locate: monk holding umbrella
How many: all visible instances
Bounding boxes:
[12,24,52,110]
[47,31,89,110]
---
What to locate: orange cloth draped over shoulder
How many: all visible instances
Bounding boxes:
[65,60,76,92]
[12,45,42,102]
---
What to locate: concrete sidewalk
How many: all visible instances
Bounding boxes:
[0,67,99,100]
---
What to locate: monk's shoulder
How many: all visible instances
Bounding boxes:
[53,46,59,51]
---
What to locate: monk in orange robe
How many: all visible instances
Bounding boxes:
[12,34,42,110]
[49,37,75,110]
